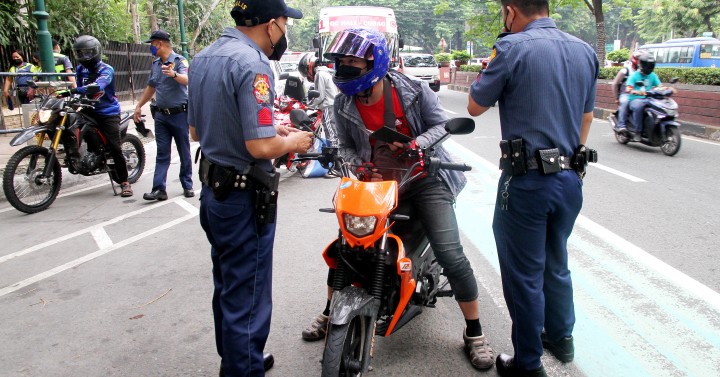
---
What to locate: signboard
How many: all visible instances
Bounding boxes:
[319,15,397,33]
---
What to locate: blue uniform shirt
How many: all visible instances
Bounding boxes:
[188,27,277,173]
[148,51,189,108]
[75,61,121,116]
[470,18,599,157]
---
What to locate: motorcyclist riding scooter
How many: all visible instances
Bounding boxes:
[613,50,644,131]
[609,53,682,156]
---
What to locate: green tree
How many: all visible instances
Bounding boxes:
[634,0,720,42]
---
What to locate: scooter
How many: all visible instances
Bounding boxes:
[608,79,681,156]
[293,113,474,376]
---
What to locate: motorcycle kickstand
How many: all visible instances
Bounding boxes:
[108,171,119,196]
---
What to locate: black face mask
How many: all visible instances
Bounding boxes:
[12,59,23,66]
[268,22,287,61]
[335,65,364,80]
[502,7,515,34]
[81,56,101,70]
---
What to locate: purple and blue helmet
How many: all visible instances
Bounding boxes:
[324,28,390,96]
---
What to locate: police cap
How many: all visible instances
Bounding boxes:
[230,0,303,27]
[144,29,171,43]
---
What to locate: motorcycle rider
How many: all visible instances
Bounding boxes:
[60,35,133,197]
[301,27,495,371]
[626,53,675,141]
[297,52,339,147]
[612,50,643,131]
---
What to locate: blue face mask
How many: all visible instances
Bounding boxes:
[150,45,159,56]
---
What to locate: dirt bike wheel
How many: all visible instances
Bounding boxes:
[321,315,369,377]
[2,145,62,214]
[661,126,681,156]
[110,134,145,184]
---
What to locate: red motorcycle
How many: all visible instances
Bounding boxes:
[273,93,324,173]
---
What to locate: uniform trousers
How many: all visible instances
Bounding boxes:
[152,112,193,191]
[199,186,275,377]
[492,169,582,370]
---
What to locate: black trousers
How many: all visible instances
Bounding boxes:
[86,113,128,183]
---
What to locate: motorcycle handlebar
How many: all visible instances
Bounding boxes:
[295,152,322,159]
[437,161,472,172]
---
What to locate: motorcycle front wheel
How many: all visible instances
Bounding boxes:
[321,315,370,377]
[110,134,145,184]
[2,145,62,214]
[661,126,681,156]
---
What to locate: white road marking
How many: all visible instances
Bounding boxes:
[90,227,113,249]
[0,211,197,298]
[0,196,180,265]
[589,163,646,182]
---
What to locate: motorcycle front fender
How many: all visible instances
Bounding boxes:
[329,285,381,326]
[9,125,50,147]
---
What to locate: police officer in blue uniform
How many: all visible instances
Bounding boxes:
[467,0,599,376]
[67,35,134,197]
[187,1,311,376]
[134,29,194,201]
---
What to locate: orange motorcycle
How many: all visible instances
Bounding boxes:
[293,115,475,377]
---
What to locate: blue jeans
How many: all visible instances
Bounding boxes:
[629,98,649,135]
[492,170,582,370]
[152,112,193,191]
[617,93,629,128]
[199,186,276,377]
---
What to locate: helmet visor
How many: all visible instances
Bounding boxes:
[324,30,374,60]
[76,47,99,60]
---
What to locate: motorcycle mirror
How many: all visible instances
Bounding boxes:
[445,118,475,135]
[85,84,101,95]
[636,81,645,87]
[279,72,289,80]
[307,90,320,100]
[289,108,310,126]
[669,77,679,84]
[312,37,320,49]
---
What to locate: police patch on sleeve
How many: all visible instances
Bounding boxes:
[253,74,271,104]
[489,48,497,64]
[258,106,273,126]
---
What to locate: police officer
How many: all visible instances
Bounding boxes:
[134,30,194,201]
[187,1,311,376]
[466,0,599,376]
[67,35,134,197]
[52,39,77,88]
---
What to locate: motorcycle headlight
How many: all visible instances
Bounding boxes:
[343,214,377,238]
[38,109,53,123]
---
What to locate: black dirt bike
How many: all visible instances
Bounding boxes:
[2,81,147,214]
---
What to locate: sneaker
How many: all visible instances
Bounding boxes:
[301,313,328,341]
[463,329,495,370]
[541,331,574,363]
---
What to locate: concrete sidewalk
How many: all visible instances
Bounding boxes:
[0,100,156,203]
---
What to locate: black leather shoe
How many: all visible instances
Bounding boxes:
[219,353,273,376]
[183,188,195,198]
[541,331,574,363]
[263,352,274,371]
[496,353,547,377]
[143,189,168,201]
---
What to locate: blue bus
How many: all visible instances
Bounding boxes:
[637,37,720,67]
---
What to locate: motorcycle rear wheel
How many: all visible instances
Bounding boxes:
[661,126,681,156]
[321,315,369,377]
[110,134,145,184]
[2,145,62,214]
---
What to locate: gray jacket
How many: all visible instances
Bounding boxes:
[333,70,466,198]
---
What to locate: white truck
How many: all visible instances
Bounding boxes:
[313,6,403,68]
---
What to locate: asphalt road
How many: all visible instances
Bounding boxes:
[0,87,718,377]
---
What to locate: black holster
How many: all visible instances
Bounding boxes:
[499,138,527,176]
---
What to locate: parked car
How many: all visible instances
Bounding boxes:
[399,53,441,92]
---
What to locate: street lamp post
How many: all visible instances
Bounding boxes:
[177,0,189,59]
[32,0,56,77]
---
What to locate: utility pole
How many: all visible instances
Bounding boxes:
[32,0,56,76]
[178,0,189,59]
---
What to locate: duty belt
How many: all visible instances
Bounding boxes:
[151,104,187,115]
[526,154,574,170]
